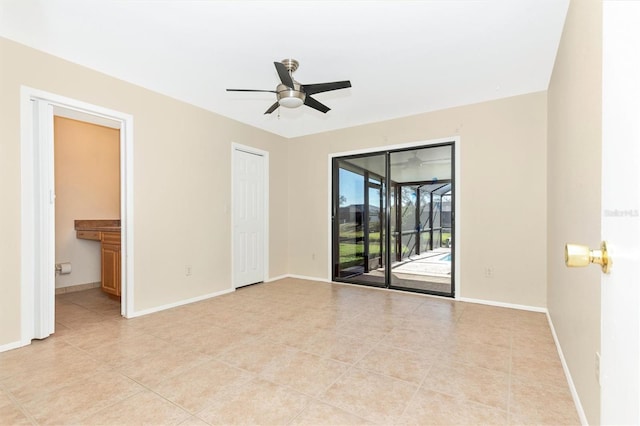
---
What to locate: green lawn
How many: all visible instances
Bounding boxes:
[339,233,450,269]
[339,240,382,267]
[338,220,450,269]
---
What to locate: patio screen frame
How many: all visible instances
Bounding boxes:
[392,180,452,261]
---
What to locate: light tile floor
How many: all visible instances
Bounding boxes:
[0,278,580,425]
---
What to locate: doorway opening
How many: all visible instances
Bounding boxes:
[20,87,134,345]
[332,142,455,297]
[53,113,123,327]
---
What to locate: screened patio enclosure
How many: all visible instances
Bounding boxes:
[332,143,455,296]
[391,182,452,262]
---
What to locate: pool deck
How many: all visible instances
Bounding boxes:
[390,248,452,277]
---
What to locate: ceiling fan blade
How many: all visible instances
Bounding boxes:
[304,96,330,113]
[274,62,294,89]
[226,89,276,93]
[302,80,351,95]
[264,102,280,115]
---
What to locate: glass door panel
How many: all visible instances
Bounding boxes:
[332,154,386,287]
[335,167,364,278]
[389,145,453,296]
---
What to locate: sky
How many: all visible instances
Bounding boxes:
[339,168,364,206]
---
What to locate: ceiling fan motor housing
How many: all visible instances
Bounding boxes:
[277,82,305,108]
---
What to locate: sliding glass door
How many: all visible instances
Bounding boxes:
[332,143,454,297]
[332,153,387,286]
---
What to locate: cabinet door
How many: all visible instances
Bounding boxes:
[101,243,121,296]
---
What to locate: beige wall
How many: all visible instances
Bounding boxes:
[54,117,120,289]
[288,92,548,308]
[547,1,602,424]
[0,37,289,346]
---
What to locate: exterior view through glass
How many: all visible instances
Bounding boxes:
[332,143,454,297]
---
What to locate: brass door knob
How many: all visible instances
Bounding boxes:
[565,241,611,273]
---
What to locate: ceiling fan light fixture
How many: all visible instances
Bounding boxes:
[277,89,305,108]
[226,59,350,114]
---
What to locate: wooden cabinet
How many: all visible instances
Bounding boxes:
[100,232,121,297]
[75,221,122,298]
[76,230,101,241]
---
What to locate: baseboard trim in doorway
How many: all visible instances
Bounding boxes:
[127,287,235,319]
[458,297,546,313]
[546,312,588,426]
[55,282,101,295]
[0,340,28,354]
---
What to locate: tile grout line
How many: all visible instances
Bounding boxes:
[0,382,39,425]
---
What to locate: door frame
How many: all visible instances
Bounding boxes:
[20,86,134,344]
[327,136,462,298]
[230,143,269,289]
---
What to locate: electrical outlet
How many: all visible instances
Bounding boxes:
[484,267,494,278]
[185,265,192,276]
[595,352,601,385]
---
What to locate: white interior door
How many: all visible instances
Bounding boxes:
[233,148,265,288]
[601,2,640,424]
[31,99,56,339]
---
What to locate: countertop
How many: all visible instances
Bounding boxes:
[74,219,121,232]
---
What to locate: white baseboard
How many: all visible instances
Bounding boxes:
[0,340,28,353]
[278,277,549,313]
[265,274,289,283]
[127,287,235,318]
[55,281,101,294]
[546,312,588,426]
[458,297,546,313]
[285,274,331,283]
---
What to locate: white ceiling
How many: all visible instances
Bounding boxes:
[0,0,569,138]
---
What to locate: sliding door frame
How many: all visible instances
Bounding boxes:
[328,137,461,298]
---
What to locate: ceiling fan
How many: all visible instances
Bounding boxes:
[392,152,450,168]
[226,59,351,114]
